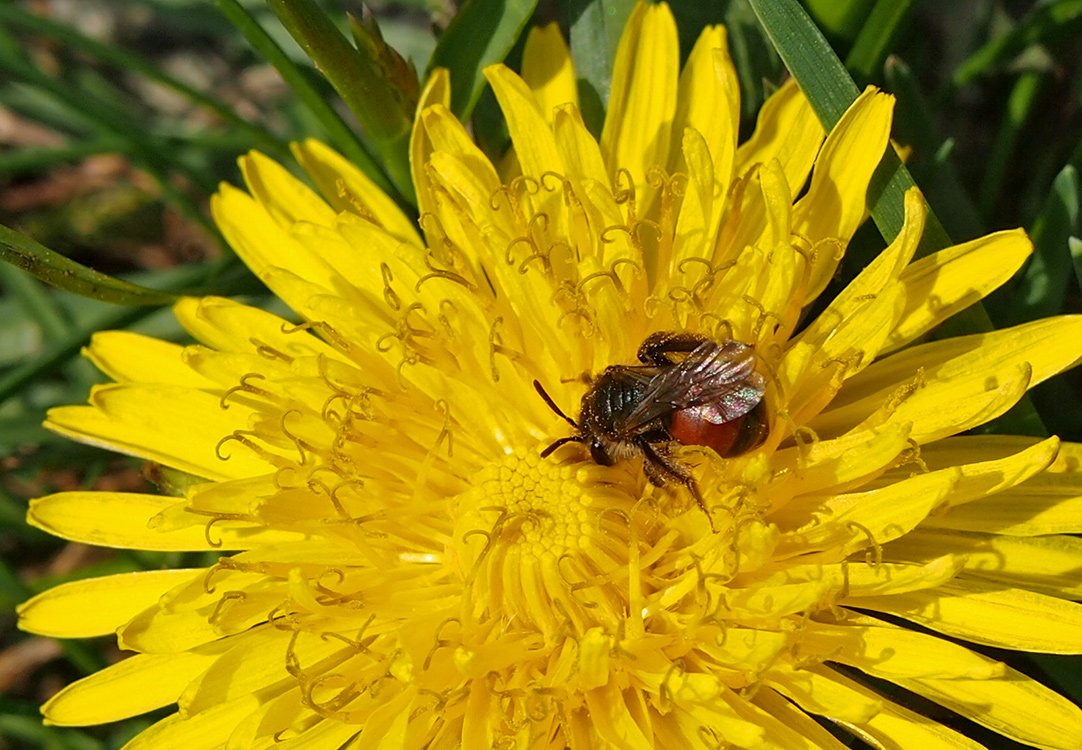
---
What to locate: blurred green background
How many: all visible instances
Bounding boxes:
[1,0,1080,747]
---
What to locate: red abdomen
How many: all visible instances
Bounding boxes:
[668,404,767,457]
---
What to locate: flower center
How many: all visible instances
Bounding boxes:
[451,448,642,633]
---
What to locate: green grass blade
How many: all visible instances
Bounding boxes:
[427,0,538,121]
[0,225,176,306]
[845,0,918,82]
[215,0,398,200]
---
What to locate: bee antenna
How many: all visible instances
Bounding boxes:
[533,380,578,429]
[540,436,582,458]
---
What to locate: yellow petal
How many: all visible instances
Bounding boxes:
[173,296,346,362]
[752,687,855,749]
[765,664,880,724]
[669,127,716,274]
[484,64,564,179]
[600,1,678,185]
[794,88,894,298]
[292,138,422,246]
[735,79,824,193]
[819,316,1082,439]
[85,331,214,387]
[895,364,1033,443]
[884,228,1033,352]
[917,433,1054,467]
[351,690,413,749]
[886,530,1082,598]
[18,569,199,637]
[924,472,1082,536]
[240,150,336,228]
[210,183,340,303]
[46,385,278,481]
[119,571,278,653]
[845,316,1082,406]
[843,555,963,597]
[178,628,296,714]
[892,665,1082,749]
[848,578,1082,653]
[122,697,264,750]
[43,651,212,726]
[411,67,452,222]
[520,23,578,122]
[821,668,986,750]
[582,681,654,750]
[775,467,960,559]
[943,435,1061,504]
[27,491,301,551]
[669,26,737,195]
[768,424,912,504]
[867,435,1058,512]
[421,104,502,196]
[553,104,609,182]
[723,687,843,750]
[782,280,906,427]
[796,187,925,351]
[803,620,1003,679]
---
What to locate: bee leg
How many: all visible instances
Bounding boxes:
[638,331,710,365]
[639,441,716,531]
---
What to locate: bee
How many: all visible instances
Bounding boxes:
[534,332,768,518]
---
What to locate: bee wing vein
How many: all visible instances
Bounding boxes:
[615,341,763,432]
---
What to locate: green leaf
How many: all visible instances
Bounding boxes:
[216,0,398,200]
[0,225,176,306]
[844,0,918,82]
[267,0,416,202]
[567,0,636,134]
[428,0,539,121]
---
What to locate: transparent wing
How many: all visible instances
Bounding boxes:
[617,340,764,431]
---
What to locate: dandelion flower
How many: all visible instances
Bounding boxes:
[19,4,1082,748]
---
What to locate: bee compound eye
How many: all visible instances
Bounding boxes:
[590,441,614,466]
